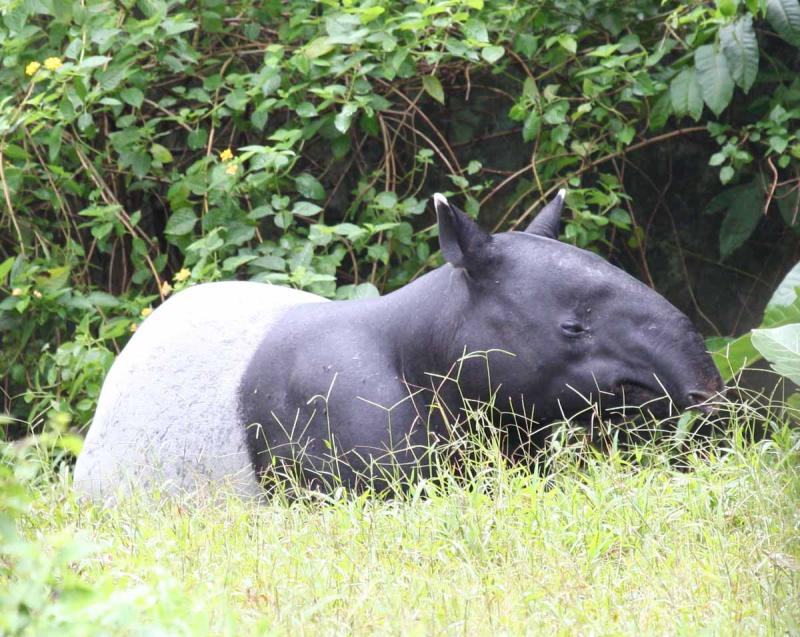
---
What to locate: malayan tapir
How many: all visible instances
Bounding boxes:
[73,191,724,500]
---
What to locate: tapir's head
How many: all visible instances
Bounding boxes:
[433,191,724,419]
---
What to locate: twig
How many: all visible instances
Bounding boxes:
[0,150,25,257]
[506,126,707,231]
[764,156,778,215]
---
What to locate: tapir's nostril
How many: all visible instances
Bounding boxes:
[685,389,718,413]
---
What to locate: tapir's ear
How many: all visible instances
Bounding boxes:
[433,193,491,272]
[525,189,566,238]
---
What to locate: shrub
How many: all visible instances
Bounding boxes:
[1,0,799,435]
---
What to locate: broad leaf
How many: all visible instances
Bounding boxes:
[714,260,800,379]
[334,283,380,300]
[669,68,703,121]
[325,13,369,45]
[763,260,800,326]
[694,45,735,116]
[712,332,760,382]
[164,208,197,236]
[767,261,800,308]
[482,45,505,63]
[334,104,358,134]
[292,201,323,216]
[422,75,445,104]
[751,324,800,383]
[522,110,540,142]
[295,173,325,201]
[720,16,759,93]
[0,256,14,284]
[766,0,800,46]
[304,37,334,59]
[719,181,764,258]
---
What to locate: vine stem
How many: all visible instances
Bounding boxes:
[0,150,25,257]
[496,125,708,232]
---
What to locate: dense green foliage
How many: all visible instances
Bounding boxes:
[2,417,799,635]
[1,3,799,632]
[0,0,799,435]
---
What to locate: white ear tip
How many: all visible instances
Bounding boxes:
[557,188,566,200]
[433,193,448,208]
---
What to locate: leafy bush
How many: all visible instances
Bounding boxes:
[3,414,800,634]
[1,0,799,435]
[713,260,800,387]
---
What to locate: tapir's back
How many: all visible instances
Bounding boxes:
[73,281,326,501]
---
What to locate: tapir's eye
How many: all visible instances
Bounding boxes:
[561,321,586,337]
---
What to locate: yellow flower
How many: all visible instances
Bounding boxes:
[32,290,42,299]
[11,288,22,296]
[44,57,63,71]
[140,307,153,318]
[25,61,41,76]
[225,163,238,175]
[219,148,234,162]
[173,268,191,282]
[160,281,173,296]
[130,323,138,333]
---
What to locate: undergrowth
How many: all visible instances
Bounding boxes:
[2,399,799,636]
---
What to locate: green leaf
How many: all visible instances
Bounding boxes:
[514,33,538,58]
[766,0,800,46]
[326,13,368,45]
[769,135,788,154]
[296,102,318,118]
[120,87,144,109]
[374,191,397,209]
[335,283,380,300]
[162,15,197,35]
[295,173,325,201]
[250,255,286,272]
[292,201,323,216]
[464,18,489,43]
[751,323,800,383]
[164,208,197,236]
[251,102,270,131]
[481,45,505,63]
[719,181,764,258]
[86,291,120,308]
[150,143,173,164]
[522,111,540,142]
[720,16,759,93]
[719,165,735,183]
[767,261,800,308]
[222,254,258,272]
[224,89,249,111]
[709,152,726,166]
[712,332,760,381]
[718,0,738,16]
[694,45,735,116]
[556,35,577,54]
[331,223,366,241]
[79,55,111,70]
[187,128,208,150]
[669,68,703,121]
[649,92,672,131]
[0,256,15,284]
[334,104,358,134]
[304,37,335,59]
[422,75,445,105]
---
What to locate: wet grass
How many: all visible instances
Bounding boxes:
[3,405,800,636]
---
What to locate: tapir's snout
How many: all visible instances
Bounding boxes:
[678,363,726,414]
[684,388,723,414]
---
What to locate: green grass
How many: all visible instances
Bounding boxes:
[3,413,800,636]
